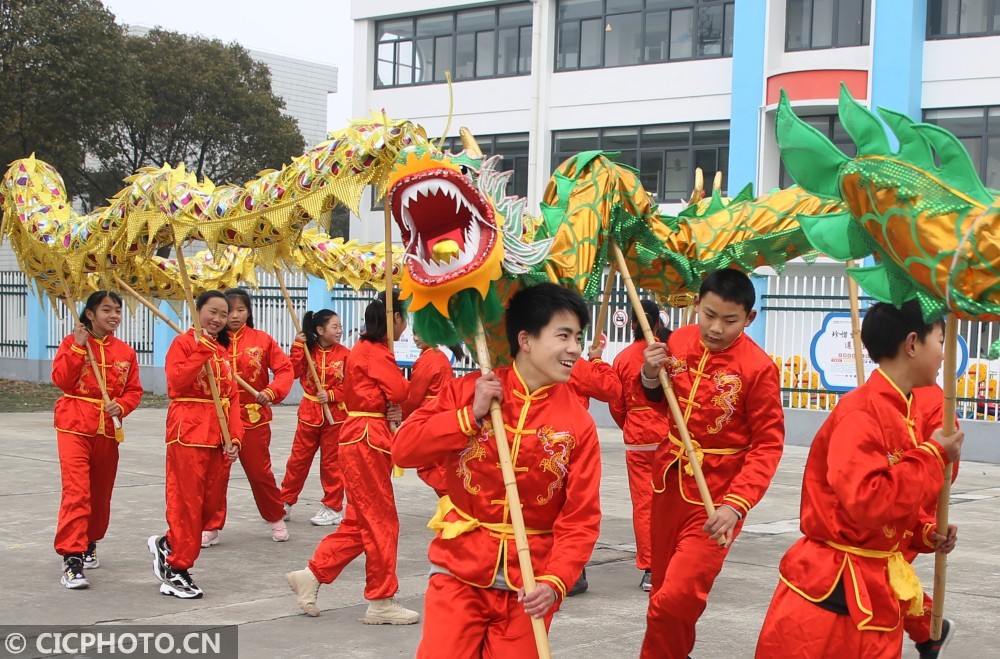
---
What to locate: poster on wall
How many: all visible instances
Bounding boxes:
[809,312,967,392]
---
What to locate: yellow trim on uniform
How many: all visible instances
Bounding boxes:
[428,495,552,539]
[917,442,945,466]
[69,344,87,356]
[536,574,568,599]
[825,540,923,618]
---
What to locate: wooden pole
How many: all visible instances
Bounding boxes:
[59,280,124,442]
[273,269,336,425]
[589,264,616,353]
[846,261,866,384]
[114,275,258,396]
[930,316,958,640]
[171,241,233,452]
[473,319,551,659]
[610,241,722,538]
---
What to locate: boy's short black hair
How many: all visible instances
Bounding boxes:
[506,283,589,358]
[631,299,661,342]
[699,269,756,313]
[861,300,944,361]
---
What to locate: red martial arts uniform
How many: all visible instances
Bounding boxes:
[755,370,950,659]
[568,356,622,410]
[52,333,143,556]
[902,385,959,645]
[279,340,349,511]
[401,345,454,495]
[306,338,408,600]
[641,324,784,659]
[609,339,669,572]
[163,331,243,571]
[202,325,294,528]
[393,363,603,659]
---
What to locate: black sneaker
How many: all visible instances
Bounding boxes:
[61,555,90,590]
[147,535,171,582]
[83,542,100,569]
[159,567,203,600]
[566,568,588,597]
[916,619,955,659]
[640,570,652,592]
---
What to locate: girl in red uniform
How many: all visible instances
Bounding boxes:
[200,288,294,546]
[286,292,417,625]
[147,290,243,600]
[278,309,349,526]
[52,291,143,589]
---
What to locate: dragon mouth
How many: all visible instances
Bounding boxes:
[390,169,497,285]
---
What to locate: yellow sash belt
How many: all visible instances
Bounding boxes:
[174,397,230,412]
[347,411,386,418]
[63,394,107,435]
[428,495,552,540]
[668,435,746,476]
[825,540,923,615]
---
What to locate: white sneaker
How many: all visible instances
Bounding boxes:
[361,597,420,625]
[286,568,321,617]
[270,520,289,542]
[282,502,292,521]
[200,530,220,548]
[309,506,343,526]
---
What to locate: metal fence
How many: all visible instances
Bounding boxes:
[0,271,27,358]
[3,267,998,421]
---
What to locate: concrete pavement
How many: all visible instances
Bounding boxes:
[1,406,997,658]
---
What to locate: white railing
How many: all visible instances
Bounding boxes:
[0,271,27,358]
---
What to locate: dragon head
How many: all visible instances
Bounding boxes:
[387,146,504,316]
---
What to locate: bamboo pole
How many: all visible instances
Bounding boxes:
[610,241,722,540]
[473,320,551,659]
[589,264,616,353]
[114,275,258,396]
[273,269,335,425]
[931,316,958,640]
[59,280,124,442]
[385,195,405,478]
[845,261,866,384]
[171,241,233,452]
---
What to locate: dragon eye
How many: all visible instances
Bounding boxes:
[459,165,470,176]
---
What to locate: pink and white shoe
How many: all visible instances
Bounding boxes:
[200,530,220,548]
[270,520,289,542]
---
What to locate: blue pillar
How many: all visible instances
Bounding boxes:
[26,287,48,360]
[307,276,331,312]
[728,0,767,191]
[747,274,769,347]
[870,0,925,132]
[152,303,181,367]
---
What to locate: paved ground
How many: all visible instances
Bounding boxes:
[2,406,998,658]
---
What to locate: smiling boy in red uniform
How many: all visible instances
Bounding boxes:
[609,299,668,592]
[639,269,784,658]
[393,283,602,658]
[755,301,963,659]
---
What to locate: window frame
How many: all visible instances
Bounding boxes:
[374,3,533,89]
[927,0,1000,40]
[923,105,1000,189]
[784,0,872,52]
[551,122,730,202]
[554,0,736,72]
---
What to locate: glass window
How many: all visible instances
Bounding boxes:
[556,0,734,71]
[374,3,532,88]
[786,0,871,51]
[928,0,999,37]
[605,12,643,67]
[553,121,729,201]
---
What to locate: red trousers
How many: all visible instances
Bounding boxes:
[755,582,903,658]
[307,441,399,600]
[164,443,228,571]
[204,457,232,532]
[625,448,655,570]
[54,431,119,556]
[417,574,558,659]
[641,475,744,659]
[205,424,284,528]
[280,421,344,510]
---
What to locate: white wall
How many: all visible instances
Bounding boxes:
[923,36,1000,109]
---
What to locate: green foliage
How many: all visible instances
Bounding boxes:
[0,0,130,203]
[0,2,305,211]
